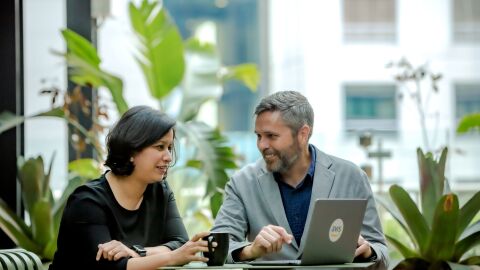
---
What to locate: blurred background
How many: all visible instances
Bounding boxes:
[1,0,479,265]
[21,0,480,199]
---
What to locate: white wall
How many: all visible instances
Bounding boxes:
[22,0,480,192]
[269,0,480,189]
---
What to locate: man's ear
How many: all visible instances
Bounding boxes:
[298,124,311,145]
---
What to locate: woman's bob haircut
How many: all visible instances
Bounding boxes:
[104,106,176,176]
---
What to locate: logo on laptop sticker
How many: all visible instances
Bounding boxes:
[329,218,344,242]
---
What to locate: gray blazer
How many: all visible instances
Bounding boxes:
[212,146,389,268]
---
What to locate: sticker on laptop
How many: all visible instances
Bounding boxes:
[329,218,344,242]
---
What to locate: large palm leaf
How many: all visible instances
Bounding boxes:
[129,0,185,100]
[57,29,128,114]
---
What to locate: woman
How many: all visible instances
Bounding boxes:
[50,106,212,270]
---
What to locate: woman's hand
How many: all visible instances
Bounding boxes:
[96,240,139,261]
[168,231,214,266]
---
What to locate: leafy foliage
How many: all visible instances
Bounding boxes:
[0,0,260,259]
[0,111,24,134]
[127,0,258,218]
[59,0,259,219]
[129,0,185,100]
[378,148,480,269]
[177,37,259,122]
[58,29,128,114]
[176,122,238,217]
[0,156,99,260]
[457,113,480,134]
[220,64,260,91]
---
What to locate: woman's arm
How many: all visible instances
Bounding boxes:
[96,240,140,261]
[126,232,211,270]
[60,194,130,270]
[95,231,213,270]
[96,182,189,262]
[144,246,171,256]
[95,240,171,260]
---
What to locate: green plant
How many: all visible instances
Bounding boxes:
[0,81,109,260]
[60,0,259,220]
[0,0,258,258]
[0,156,100,260]
[378,148,480,269]
[457,113,480,134]
[382,213,412,262]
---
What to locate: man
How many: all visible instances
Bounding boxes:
[212,91,388,268]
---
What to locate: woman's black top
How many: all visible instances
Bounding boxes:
[49,173,188,270]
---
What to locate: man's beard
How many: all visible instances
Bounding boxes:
[263,140,300,173]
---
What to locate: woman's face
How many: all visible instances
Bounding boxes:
[131,129,174,183]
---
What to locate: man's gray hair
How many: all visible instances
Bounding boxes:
[254,91,314,138]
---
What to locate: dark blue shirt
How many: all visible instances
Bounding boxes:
[274,144,316,246]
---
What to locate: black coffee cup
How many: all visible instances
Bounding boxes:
[202,232,229,266]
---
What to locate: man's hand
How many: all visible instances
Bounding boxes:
[240,225,293,261]
[96,240,138,261]
[354,235,372,259]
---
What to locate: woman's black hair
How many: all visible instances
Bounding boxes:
[104,106,176,176]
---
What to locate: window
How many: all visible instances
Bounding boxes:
[453,0,480,43]
[342,0,397,43]
[164,0,263,131]
[344,84,397,132]
[455,83,480,121]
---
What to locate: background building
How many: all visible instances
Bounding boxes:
[21,0,480,196]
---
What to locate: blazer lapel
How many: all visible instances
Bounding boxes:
[298,148,335,255]
[256,167,298,250]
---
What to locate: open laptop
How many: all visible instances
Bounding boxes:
[245,199,367,266]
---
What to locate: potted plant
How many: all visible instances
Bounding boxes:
[0,156,99,260]
[0,0,259,258]
[378,147,480,269]
[59,0,259,221]
[0,78,106,261]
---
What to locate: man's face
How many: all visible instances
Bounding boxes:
[255,111,301,173]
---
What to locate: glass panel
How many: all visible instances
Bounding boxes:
[345,84,396,119]
[344,84,397,132]
[164,0,262,131]
[456,83,480,119]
